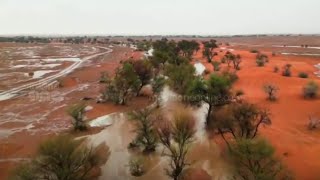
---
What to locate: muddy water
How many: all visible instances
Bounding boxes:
[85,87,231,180]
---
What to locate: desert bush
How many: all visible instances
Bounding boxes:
[282,64,292,77]
[212,61,221,71]
[67,103,87,131]
[177,40,200,59]
[157,109,195,180]
[229,138,287,180]
[151,76,166,107]
[250,49,260,53]
[10,135,106,180]
[103,62,141,105]
[272,52,276,56]
[263,84,279,101]
[303,81,319,99]
[128,157,145,176]
[256,58,265,67]
[222,70,239,83]
[298,72,308,78]
[128,108,158,153]
[208,102,271,144]
[273,66,279,73]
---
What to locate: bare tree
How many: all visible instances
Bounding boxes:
[157,110,195,180]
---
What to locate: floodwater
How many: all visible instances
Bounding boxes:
[194,62,206,76]
[84,86,231,180]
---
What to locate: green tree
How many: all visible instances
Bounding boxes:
[187,74,232,124]
[177,40,200,59]
[209,102,271,146]
[303,81,319,99]
[128,108,158,153]
[103,62,141,105]
[129,59,153,96]
[229,138,289,180]
[151,76,166,108]
[202,40,218,63]
[165,63,195,95]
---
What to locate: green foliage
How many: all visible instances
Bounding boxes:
[103,62,142,105]
[150,50,170,68]
[177,40,200,59]
[128,157,145,176]
[129,59,153,95]
[298,72,308,78]
[224,52,241,70]
[209,102,271,142]
[151,76,166,107]
[128,108,158,153]
[256,53,269,67]
[67,103,87,131]
[136,41,152,51]
[187,74,232,124]
[165,63,195,95]
[202,40,218,62]
[222,70,239,84]
[152,76,166,95]
[303,81,319,99]
[229,138,285,180]
[10,135,105,180]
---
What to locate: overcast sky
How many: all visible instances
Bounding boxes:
[0,0,319,35]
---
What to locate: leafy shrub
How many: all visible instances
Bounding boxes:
[303,81,319,99]
[250,49,260,53]
[282,64,292,77]
[10,135,106,180]
[256,59,265,67]
[67,103,87,131]
[298,72,308,78]
[128,157,145,176]
[263,84,279,101]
